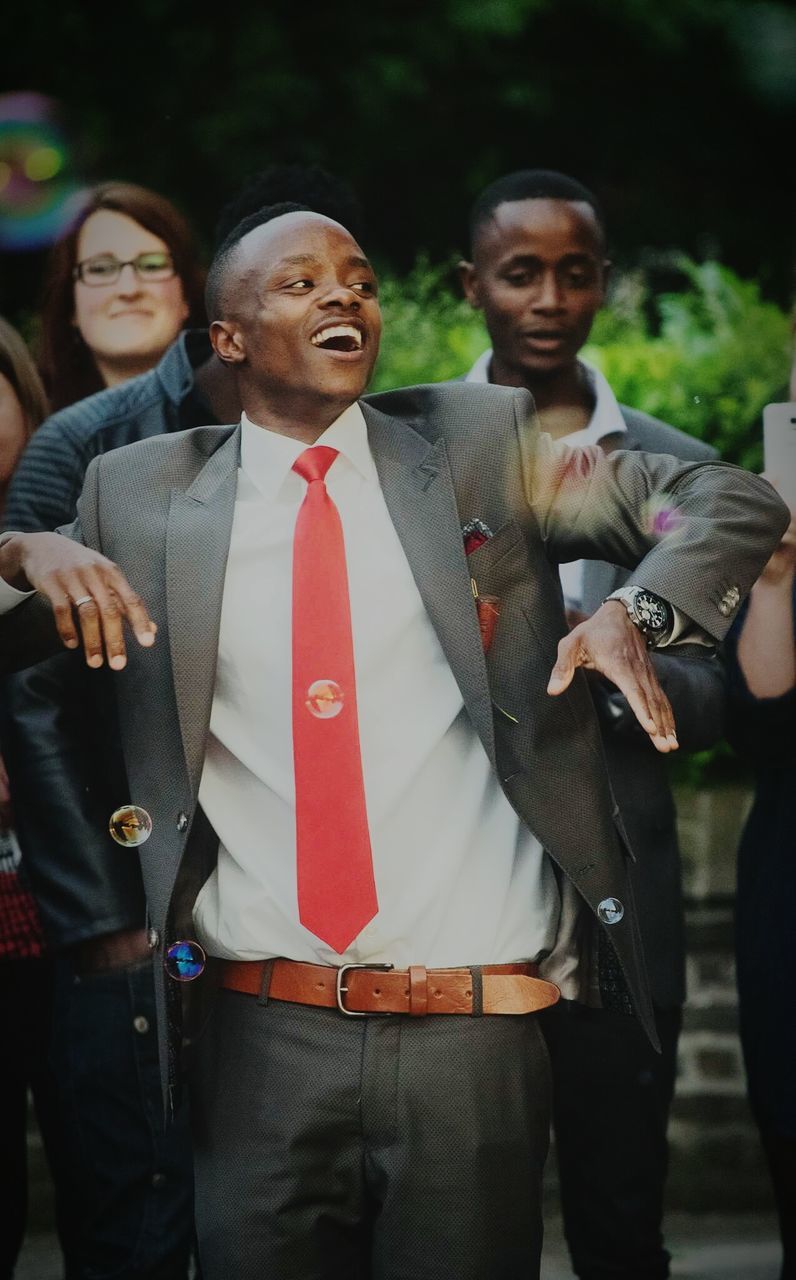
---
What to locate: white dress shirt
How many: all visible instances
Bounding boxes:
[193,404,561,968]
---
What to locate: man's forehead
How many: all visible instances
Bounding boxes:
[238,211,366,270]
[477,198,603,257]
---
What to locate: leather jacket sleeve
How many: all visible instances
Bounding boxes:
[1,411,147,946]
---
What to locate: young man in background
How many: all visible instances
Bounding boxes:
[459,168,724,1280]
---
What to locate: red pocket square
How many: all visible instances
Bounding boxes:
[462,518,493,556]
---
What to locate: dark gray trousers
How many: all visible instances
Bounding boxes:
[190,989,552,1279]
[540,1001,682,1280]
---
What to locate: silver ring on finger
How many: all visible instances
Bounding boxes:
[73,595,94,608]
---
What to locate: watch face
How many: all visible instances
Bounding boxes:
[634,591,668,632]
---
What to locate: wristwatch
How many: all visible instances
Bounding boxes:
[604,586,672,647]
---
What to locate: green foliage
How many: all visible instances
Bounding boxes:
[372,254,792,471]
[371,257,489,392]
[584,258,792,467]
[5,0,796,324]
[666,738,751,791]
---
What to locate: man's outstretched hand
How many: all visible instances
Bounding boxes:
[1,532,156,670]
[547,600,679,753]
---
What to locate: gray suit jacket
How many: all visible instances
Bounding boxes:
[1,383,786,1105]
[580,407,724,1008]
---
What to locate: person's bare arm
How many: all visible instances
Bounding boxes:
[736,508,796,699]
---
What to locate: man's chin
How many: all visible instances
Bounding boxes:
[516,354,573,382]
[315,361,377,404]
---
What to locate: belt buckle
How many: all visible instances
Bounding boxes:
[335,962,394,1017]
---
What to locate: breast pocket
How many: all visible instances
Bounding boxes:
[466,520,527,598]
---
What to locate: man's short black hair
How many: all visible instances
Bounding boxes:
[469,169,605,254]
[205,201,312,321]
[214,163,364,247]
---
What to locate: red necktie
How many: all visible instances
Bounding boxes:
[291,445,378,951]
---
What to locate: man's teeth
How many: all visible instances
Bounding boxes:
[310,324,363,349]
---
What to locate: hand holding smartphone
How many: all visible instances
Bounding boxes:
[763,403,796,510]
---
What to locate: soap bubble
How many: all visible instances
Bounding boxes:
[305,679,344,719]
[644,495,686,541]
[109,805,152,847]
[165,940,206,982]
[0,92,86,250]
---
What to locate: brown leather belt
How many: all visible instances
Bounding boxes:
[220,957,560,1017]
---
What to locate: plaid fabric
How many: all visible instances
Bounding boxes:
[0,829,44,959]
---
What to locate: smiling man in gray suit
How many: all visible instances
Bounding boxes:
[458,168,725,1280]
[0,204,787,1280]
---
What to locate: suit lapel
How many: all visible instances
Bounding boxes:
[166,425,240,797]
[362,402,496,766]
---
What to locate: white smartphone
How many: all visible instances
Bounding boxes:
[763,402,796,509]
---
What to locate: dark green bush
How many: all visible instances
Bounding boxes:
[374,254,792,470]
[584,258,792,468]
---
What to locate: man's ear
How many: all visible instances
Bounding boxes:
[209,319,246,366]
[458,260,480,309]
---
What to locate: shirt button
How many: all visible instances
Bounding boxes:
[177,812,189,833]
[147,928,160,950]
[133,1015,150,1035]
[597,897,624,925]
[151,1172,166,1189]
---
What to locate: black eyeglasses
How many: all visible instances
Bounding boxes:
[73,251,176,287]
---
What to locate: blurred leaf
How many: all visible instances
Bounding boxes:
[371,255,489,390]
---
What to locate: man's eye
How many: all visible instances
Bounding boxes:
[563,268,594,288]
[351,281,376,295]
[287,279,313,290]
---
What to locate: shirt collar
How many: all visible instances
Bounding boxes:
[464,349,627,446]
[240,401,375,504]
[464,348,494,384]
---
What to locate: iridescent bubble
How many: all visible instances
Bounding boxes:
[165,940,206,982]
[24,145,62,182]
[305,679,344,719]
[644,495,686,541]
[0,92,86,250]
[109,804,152,847]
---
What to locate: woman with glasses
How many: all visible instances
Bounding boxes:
[3,183,205,1279]
[38,181,205,411]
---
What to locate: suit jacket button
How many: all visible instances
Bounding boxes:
[717,586,740,617]
[177,812,189,832]
[147,927,160,950]
[597,897,624,924]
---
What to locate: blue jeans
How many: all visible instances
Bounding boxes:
[52,955,196,1280]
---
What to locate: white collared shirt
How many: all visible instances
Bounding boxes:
[466,352,626,608]
[193,404,561,967]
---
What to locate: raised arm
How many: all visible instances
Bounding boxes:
[512,394,788,752]
[726,502,796,765]
[519,405,789,641]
